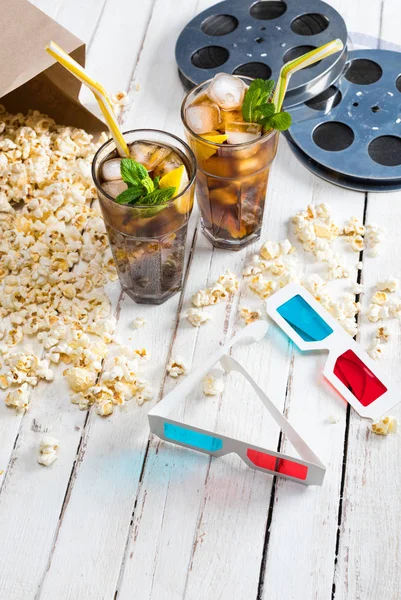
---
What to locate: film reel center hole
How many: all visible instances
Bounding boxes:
[284,46,320,69]
[291,13,329,36]
[353,102,359,107]
[313,122,355,152]
[233,62,272,79]
[255,37,264,43]
[191,46,229,69]
[201,15,239,36]
[250,1,287,20]
[345,59,383,85]
[369,136,401,166]
[371,105,380,113]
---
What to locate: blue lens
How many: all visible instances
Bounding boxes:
[164,423,223,452]
[277,294,333,342]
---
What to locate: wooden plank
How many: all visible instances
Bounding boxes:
[334,207,401,597]
[0,0,152,597]
[37,0,204,598]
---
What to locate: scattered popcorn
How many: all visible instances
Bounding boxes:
[367,304,388,323]
[134,348,150,361]
[343,216,365,237]
[202,374,225,396]
[64,367,97,392]
[167,356,188,378]
[186,308,211,327]
[371,291,387,306]
[0,107,118,413]
[365,224,387,256]
[376,326,390,343]
[217,270,239,293]
[351,282,363,294]
[368,339,385,360]
[371,416,397,436]
[350,235,364,252]
[239,307,262,324]
[279,239,295,256]
[327,415,340,424]
[249,275,276,299]
[328,256,349,280]
[191,272,239,307]
[5,383,30,411]
[111,91,129,109]
[260,240,280,260]
[376,278,399,293]
[37,435,59,466]
[132,317,145,329]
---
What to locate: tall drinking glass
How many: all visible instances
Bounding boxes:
[92,130,196,304]
[181,77,279,251]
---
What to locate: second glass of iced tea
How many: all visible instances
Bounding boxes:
[181,76,278,250]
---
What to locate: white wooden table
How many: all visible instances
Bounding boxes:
[1,0,401,598]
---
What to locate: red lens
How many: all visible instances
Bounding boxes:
[333,349,387,406]
[246,449,308,480]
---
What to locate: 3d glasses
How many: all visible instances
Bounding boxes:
[265,283,398,420]
[148,321,325,486]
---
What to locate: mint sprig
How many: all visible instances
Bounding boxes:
[242,79,292,132]
[115,158,175,207]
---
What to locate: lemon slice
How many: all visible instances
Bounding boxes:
[195,133,228,161]
[159,165,191,214]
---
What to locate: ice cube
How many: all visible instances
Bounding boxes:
[225,122,262,145]
[129,142,171,170]
[153,151,184,178]
[101,158,122,181]
[221,109,244,129]
[207,73,247,111]
[101,180,127,198]
[185,102,221,134]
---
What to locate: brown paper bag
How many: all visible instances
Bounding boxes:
[0,0,106,134]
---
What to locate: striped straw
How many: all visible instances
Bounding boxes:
[45,41,130,157]
[272,39,344,112]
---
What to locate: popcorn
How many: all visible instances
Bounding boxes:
[5,383,30,411]
[111,91,129,110]
[327,415,340,424]
[365,224,387,255]
[260,240,280,260]
[202,374,225,396]
[192,288,212,307]
[371,416,397,436]
[96,397,114,417]
[350,235,364,252]
[132,317,145,329]
[167,356,188,378]
[134,348,150,361]
[376,326,390,343]
[249,275,276,299]
[328,255,349,280]
[239,307,262,324]
[351,282,363,294]
[64,367,97,392]
[243,264,262,277]
[186,308,211,327]
[343,216,365,237]
[217,270,239,293]
[37,435,59,466]
[279,239,295,256]
[371,291,387,306]
[376,278,399,293]
[368,339,385,360]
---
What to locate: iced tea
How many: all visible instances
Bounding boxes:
[92,130,196,304]
[181,75,279,250]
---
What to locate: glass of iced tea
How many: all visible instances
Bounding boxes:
[92,130,196,304]
[181,75,279,250]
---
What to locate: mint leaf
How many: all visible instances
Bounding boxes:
[120,158,148,185]
[266,111,292,131]
[242,79,275,123]
[255,103,275,120]
[153,176,160,188]
[115,186,145,205]
[139,187,176,205]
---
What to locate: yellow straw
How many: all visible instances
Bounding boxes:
[272,39,344,112]
[45,41,130,157]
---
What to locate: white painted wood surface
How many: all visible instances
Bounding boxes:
[0,0,400,598]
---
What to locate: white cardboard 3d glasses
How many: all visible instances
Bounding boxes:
[149,283,398,486]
